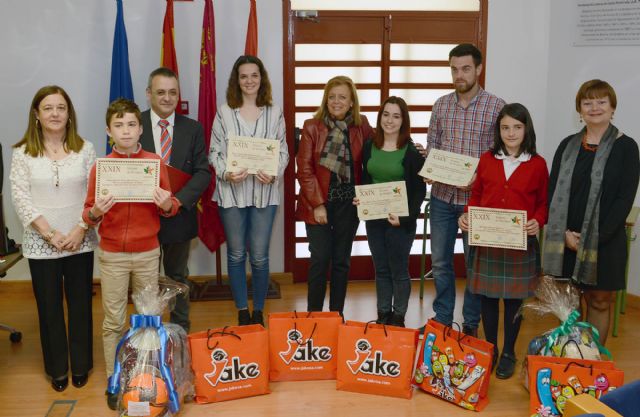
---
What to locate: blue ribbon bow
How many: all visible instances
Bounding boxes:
[107,314,180,413]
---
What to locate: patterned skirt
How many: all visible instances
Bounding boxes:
[467,236,540,299]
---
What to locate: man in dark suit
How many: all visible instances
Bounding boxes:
[140,67,211,332]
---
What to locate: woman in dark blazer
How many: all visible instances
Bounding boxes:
[544,79,639,345]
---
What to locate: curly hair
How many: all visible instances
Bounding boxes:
[226,55,273,108]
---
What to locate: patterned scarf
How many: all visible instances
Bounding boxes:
[319,112,354,184]
[544,124,619,285]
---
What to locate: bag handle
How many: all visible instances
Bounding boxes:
[293,310,314,319]
[563,361,594,376]
[206,326,242,350]
[291,321,319,345]
[364,320,388,338]
[560,339,585,360]
[442,322,465,353]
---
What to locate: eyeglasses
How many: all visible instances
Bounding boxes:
[52,161,59,187]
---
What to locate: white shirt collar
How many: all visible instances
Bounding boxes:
[150,109,176,127]
[494,150,531,162]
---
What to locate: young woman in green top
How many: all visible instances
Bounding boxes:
[356,96,426,327]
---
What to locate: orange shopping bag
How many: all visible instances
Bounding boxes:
[336,320,418,399]
[413,319,494,411]
[188,325,270,403]
[527,355,624,416]
[268,311,342,381]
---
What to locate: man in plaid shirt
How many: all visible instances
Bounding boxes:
[424,44,505,336]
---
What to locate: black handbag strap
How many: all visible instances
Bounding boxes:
[364,320,388,337]
[206,326,242,350]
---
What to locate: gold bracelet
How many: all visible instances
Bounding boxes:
[44,229,56,242]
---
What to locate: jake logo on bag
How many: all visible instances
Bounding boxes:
[346,339,400,377]
[203,348,261,387]
[279,329,332,365]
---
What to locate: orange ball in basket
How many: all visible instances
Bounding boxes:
[121,372,169,417]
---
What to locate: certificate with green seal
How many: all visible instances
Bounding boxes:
[95,158,160,202]
[355,181,409,221]
[468,206,527,250]
[227,135,280,176]
[419,149,479,187]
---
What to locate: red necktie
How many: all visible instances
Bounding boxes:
[159,119,172,163]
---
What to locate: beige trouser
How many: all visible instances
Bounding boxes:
[99,248,160,376]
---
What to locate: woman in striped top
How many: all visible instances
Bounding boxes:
[209,55,289,326]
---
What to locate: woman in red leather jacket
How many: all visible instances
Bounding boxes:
[296,75,374,315]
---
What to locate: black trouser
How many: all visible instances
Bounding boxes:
[161,241,192,332]
[28,252,94,379]
[305,200,359,314]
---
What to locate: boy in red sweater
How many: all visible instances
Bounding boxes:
[82,99,179,389]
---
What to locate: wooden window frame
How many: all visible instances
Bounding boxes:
[282,2,489,281]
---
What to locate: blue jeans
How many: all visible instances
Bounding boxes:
[219,205,277,311]
[429,196,481,329]
[366,221,414,317]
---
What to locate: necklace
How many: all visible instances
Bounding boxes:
[45,141,64,155]
[581,133,598,152]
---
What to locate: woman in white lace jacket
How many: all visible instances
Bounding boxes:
[9,85,97,392]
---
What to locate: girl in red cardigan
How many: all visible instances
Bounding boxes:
[458,103,548,379]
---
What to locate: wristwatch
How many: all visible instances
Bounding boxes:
[77,220,89,230]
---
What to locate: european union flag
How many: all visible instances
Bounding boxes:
[107,0,134,153]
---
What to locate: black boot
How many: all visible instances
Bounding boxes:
[51,376,68,392]
[252,310,264,326]
[238,309,251,326]
[376,311,391,324]
[387,312,406,328]
[72,373,89,388]
[496,352,517,379]
[462,325,478,338]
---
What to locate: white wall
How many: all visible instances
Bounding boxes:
[0,0,284,280]
[544,1,640,296]
[487,0,640,296]
[3,1,639,296]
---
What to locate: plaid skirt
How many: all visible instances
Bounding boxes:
[467,236,540,299]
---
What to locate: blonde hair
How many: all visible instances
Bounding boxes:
[313,76,362,125]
